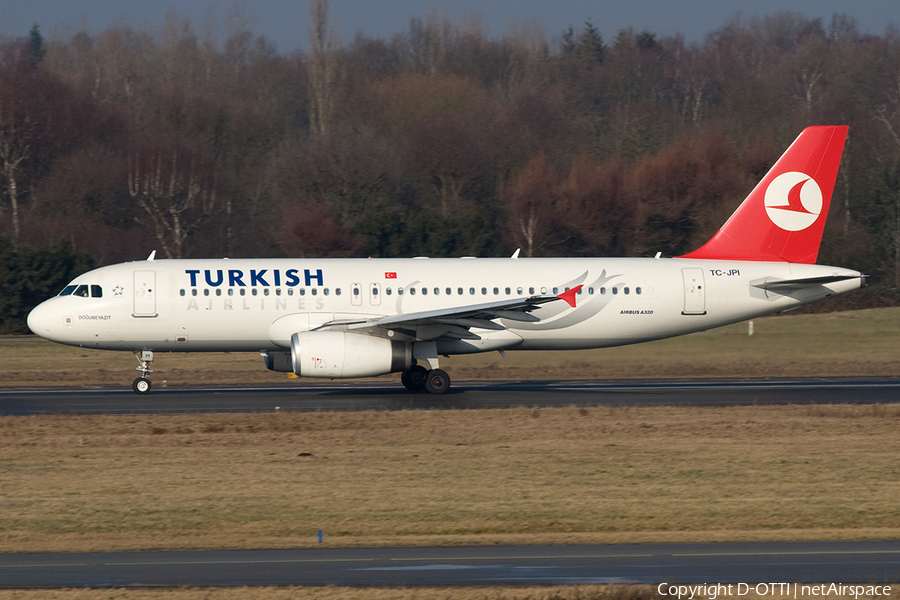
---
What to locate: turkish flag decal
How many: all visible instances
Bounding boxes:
[385,272,397,279]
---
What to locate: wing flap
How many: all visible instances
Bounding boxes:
[315,295,565,341]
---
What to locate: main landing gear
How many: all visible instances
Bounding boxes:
[133,350,153,395]
[401,364,451,395]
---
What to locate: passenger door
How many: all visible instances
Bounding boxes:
[133,270,157,317]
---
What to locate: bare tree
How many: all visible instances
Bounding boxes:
[127,144,218,258]
[308,0,338,137]
[0,107,29,244]
[0,66,35,244]
[874,71,900,287]
[504,153,559,257]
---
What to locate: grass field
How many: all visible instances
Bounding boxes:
[2,404,899,555]
[1,306,899,388]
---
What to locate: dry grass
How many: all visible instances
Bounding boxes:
[2,307,899,388]
[2,405,899,554]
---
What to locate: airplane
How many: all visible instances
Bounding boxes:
[27,125,864,395]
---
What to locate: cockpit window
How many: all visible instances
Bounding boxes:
[73,285,90,297]
[59,285,77,296]
[91,285,102,298]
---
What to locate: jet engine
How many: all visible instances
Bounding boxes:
[290,331,412,378]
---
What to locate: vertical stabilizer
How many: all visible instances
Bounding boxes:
[679,126,848,264]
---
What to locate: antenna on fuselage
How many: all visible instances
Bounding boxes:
[147,250,156,261]
[511,248,521,259]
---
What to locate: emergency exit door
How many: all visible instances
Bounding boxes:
[133,270,157,317]
[681,268,706,315]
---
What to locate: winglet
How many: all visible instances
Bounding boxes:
[556,285,583,308]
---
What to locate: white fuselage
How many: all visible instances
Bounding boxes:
[27,257,862,354]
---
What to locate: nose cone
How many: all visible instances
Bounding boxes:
[27,300,58,340]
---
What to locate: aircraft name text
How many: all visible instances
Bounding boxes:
[185,269,324,287]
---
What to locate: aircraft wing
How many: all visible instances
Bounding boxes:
[313,289,579,341]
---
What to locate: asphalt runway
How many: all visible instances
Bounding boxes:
[0,378,898,415]
[1,541,898,587]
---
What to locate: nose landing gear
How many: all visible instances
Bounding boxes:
[133,350,153,394]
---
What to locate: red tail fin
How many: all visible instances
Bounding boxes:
[679,126,848,264]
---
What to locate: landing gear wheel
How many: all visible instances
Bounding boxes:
[132,350,154,395]
[425,369,450,395]
[402,365,428,392]
[133,377,152,395]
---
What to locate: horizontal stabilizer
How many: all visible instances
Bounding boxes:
[751,274,862,291]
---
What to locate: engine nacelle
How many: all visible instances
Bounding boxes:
[290,331,412,378]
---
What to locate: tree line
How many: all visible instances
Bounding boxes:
[1,7,900,332]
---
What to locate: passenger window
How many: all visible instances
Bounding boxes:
[600,287,606,295]
[74,285,89,297]
[192,289,198,297]
[493,287,499,295]
[216,289,222,296]
[287,288,293,296]
[386,288,392,295]
[446,287,452,295]
[60,285,77,296]
[529,287,535,295]
[311,288,317,296]
[469,287,475,295]
[336,288,341,296]
[588,287,594,295]
[624,287,630,295]
[300,288,306,296]
[240,289,246,296]
[636,287,642,295]
[251,289,257,296]
[552,287,558,294]
[481,287,487,295]
[90,285,102,298]
[372,287,379,296]
[410,288,416,296]
[612,287,618,295]
[179,289,185,297]
[541,287,547,294]
[517,287,523,295]
[324,288,329,296]
[264,288,270,296]
[228,289,234,296]
[505,287,511,295]
[421,288,427,295]
[276,288,281,296]
[458,288,463,295]
[399,287,404,295]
